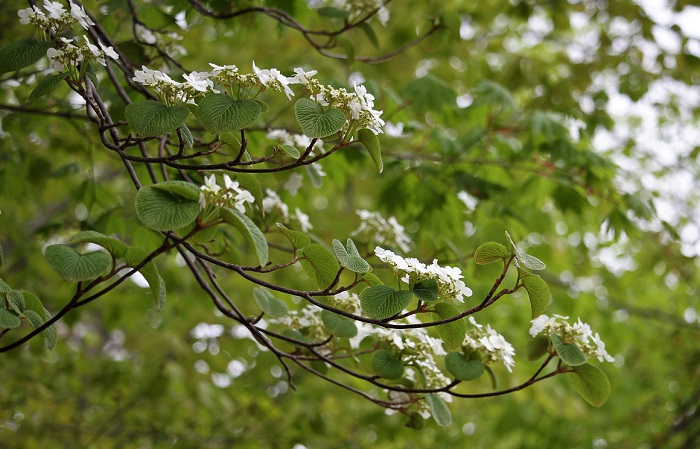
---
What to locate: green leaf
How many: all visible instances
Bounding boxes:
[21,292,43,317]
[299,244,340,290]
[305,164,323,188]
[135,183,200,231]
[0,308,21,328]
[520,271,550,318]
[405,412,425,430]
[358,129,383,173]
[317,6,350,18]
[254,99,269,112]
[0,278,10,293]
[569,363,611,407]
[22,309,43,331]
[21,292,56,349]
[231,173,264,211]
[505,231,546,271]
[526,335,551,361]
[125,101,190,137]
[42,308,57,350]
[484,364,498,389]
[371,349,404,379]
[279,145,300,159]
[404,75,456,112]
[70,230,129,258]
[253,288,289,318]
[0,39,52,74]
[178,124,194,149]
[123,246,166,309]
[29,72,70,102]
[151,180,202,201]
[276,223,311,251]
[474,241,511,265]
[475,80,515,109]
[6,290,25,314]
[360,22,379,49]
[332,239,370,273]
[360,272,383,287]
[550,334,587,366]
[321,310,357,338]
[412,279,439,303]
[197,94,261,133]
[360,285,412,319]
[220,208,269,267]
[44,244,111,281]
[295,98,346,138]
[432,302,466,350]
[425,393,452,426]
[445,352,485,381]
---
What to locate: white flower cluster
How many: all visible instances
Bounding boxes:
[19,0,94,32]
[135,24,186,57]
[18,2,118,74]
[306,0,390,26]
[464,317,516,372]
[133,67,215,105]
[199,174,255,213]
[262,189,314,233]
[374,247,473,303]
[529,314,614,363]
[352,210,412,253]
[266,129,325,154]
[45,36,118,72]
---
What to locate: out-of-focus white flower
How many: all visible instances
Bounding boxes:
[136,24,157,44]
[353,210,411,253]
[294,208,313,232]
[69,1,94,29]
[284,173,303,196]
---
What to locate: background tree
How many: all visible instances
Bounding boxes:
[0,0,699,447]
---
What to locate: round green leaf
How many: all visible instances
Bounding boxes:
[550,334,588,366]
[526,334,551,361]
[474,241,511,265]
[445,352,485,381]
[412,278,439,303]
[197,94,261,132]
[360,285,413,319]
[425,393,452,426]
[44,244,111,282]
[321,309,358,338]
[432,302,467,350]
[253,288,289,318]
[135,184,200,231]
[569,363,611,407]
[332,238,370,273]
[295,98,346,138]
[299,244,340,290]
[6,290,25,314]
[151,180,202,201]
[521,272,550,318]
[358,128,383,173]
[371,349,404,379]
[70,230,129,259]
[125,100,190,137]
[0,39,52,74]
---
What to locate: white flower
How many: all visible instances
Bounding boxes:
[43,0,66,20]
[183,71,212,92]
[135,24,157,44]
[262,189,289,220]
[83,36,100,57]
[294,208,313,232]
[98,41,119,60]
[284,173,303,196]
[46,48,65,71]
[465,318,516,372]
[353,210,411,253]
[18,7,36,25]
[528,315,614,363]
[290,67,317,85]
[209,62,238,75]
[252,60,271,85]
[202,175,220,194]
[592,333,615,362]
[70,1,94,29]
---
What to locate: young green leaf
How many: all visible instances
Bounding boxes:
[474,241,511,265]
[276,223,311,251]
[360,272,384,287]
[432,302,467,350]
[0,308,21,328]
[42,308,57,349]
[520,271,550,318]
[550,334,587,366]
[44,244,111,281]
[299,244,340,290]
[526,335,551,361]
[253,287,289,318]
[360,285,412,319]
[371,349,404,379]
[412,278,439,303]
[70,230,129,259]
[28,72,70,102]
[295,98,346,138]
[445,352,485,381]
[358,128,383,173]
[125,100,190,137]
[6,290,25,314]
[505,231,546,271]
[569,363,611,407]
[197,94,261,132]
[178,124,194,149]
[332,239,370,273]
[0,39,52,74]
[0,278,10,293]
[425,393,452,426]
[135,184,200,231]
[220,208,269,267]
[321,310,357,338]
[279,145,300,159]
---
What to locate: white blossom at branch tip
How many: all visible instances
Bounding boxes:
[528,314,614,363]
[294,208,313,232]
[43,0,66,20]
[98,40,119,60]
[69,1,94,29]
